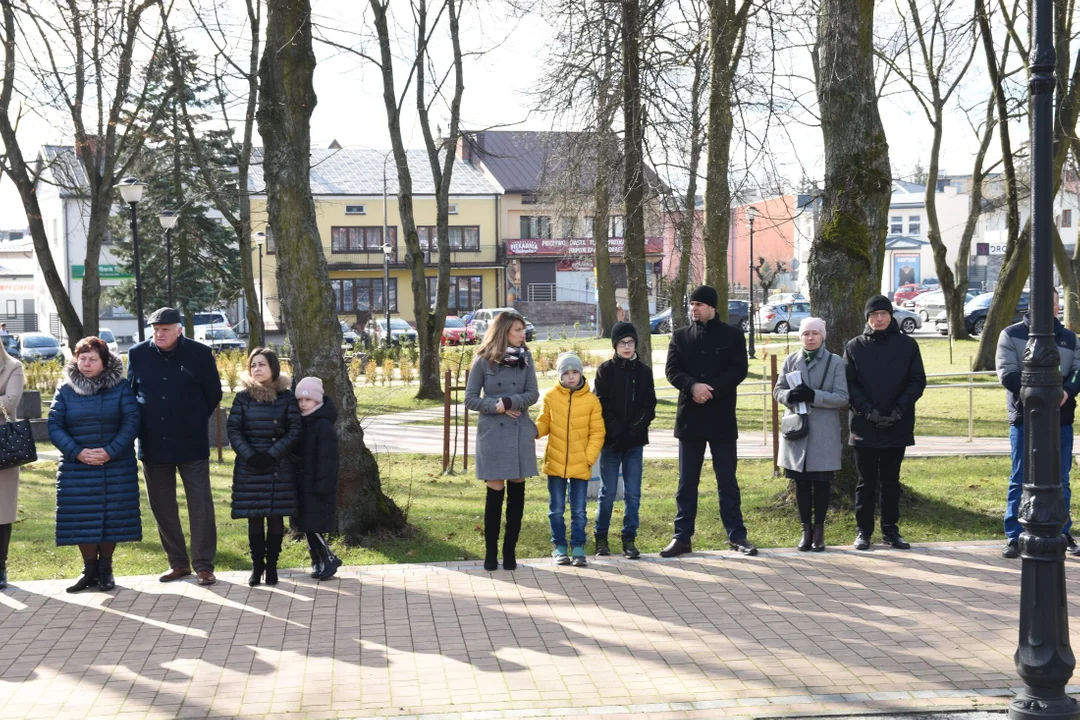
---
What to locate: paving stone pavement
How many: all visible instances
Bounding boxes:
[0,541,1075,719]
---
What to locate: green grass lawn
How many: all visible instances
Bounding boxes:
[6,450,1014,581]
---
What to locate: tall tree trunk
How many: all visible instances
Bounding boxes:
[257,0,403,537]
[621,0,652,364]
[810,0,892,499]
[594,132,618,337]
[702,2,735,306]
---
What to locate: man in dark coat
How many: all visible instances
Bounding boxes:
[845,295,927,551]
[127,307,224,585]
[662,285,757,557]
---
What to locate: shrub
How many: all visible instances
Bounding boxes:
[381,358,395,386]
[218,350,243,391]
[399,357,414,385]
[365,359,378,385]
[348,354,364,385]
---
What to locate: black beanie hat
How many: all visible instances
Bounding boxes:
[864,295,894,318]
[689,285,718,308]
[611,321,638,349]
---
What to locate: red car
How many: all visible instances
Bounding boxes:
[441,316,477,346]
[893,283,932,304]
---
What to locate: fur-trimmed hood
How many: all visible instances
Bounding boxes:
[64,354,126,396]
[239,372,292,403]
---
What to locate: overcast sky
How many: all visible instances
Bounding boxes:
[0,2,990,229]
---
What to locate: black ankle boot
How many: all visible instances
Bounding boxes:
[812,524,826,552]
[798,524,813,551]
[98,558,116,591]
[0,563,7,590]
[484,486,505,571]
[249,533,266,587]
[67,561,99,593]
[503,482,524,570]
[265,533,283,585]
[309,540,324,580]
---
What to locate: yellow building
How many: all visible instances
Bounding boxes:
[249,147,504,330]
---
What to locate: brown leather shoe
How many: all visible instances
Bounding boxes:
[196,571,217,586]
[159,567,191,583]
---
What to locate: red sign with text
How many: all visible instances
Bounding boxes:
[506,237,664,256]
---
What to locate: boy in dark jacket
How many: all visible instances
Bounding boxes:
[295,377,342,581]
[593,322,656,558]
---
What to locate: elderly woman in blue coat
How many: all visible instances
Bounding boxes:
[49,337,141,593]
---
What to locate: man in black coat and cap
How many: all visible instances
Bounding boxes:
[662,285,758,556]
[845,295,927,551]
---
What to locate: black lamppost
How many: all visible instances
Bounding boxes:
[158,210,179,306]
[252,231,266,334]
[115,177,146,342]
[746,205,759,358]
[381,243,392,346]
[1010,2,1078,718]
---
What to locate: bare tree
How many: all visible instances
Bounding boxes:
[257,0,403,537]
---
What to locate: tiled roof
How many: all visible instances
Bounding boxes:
[39,145,90,198]
[248,147,500,196]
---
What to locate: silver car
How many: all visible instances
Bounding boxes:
[756,302,811,333]
[891,308,923,334]
[911,289,980,321]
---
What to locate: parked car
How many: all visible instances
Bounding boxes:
[194,326,246,354]
[727,300,750,332]
[340,321,361,349]
[2,334,19,360]
[441,316,477,346]
[471,307,535,342]
[364,317,418,346]
[765,292,806,305]
[893,283,937,304]
[911,289,981,321]
[18,332,63,362]
[650,307,673,334]
[98,327,120,356]
[891,308,923,334]
[145,309,231,338]
[934,291,1029,336]
[756,301,811,333]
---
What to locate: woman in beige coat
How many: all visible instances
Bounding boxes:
[0,341,24,589]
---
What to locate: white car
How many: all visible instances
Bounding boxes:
[98,327,120,356]
[144,310,231,338]
[193,326,246,354]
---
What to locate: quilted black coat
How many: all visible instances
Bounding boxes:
[227,373,302,518]
[295,396,340,533]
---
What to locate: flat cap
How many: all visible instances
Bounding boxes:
[147,307,182,325]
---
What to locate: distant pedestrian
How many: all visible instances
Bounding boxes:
[844,296,926,551]
[661,284,757,557]
[228,348,302,586]
[293,376,343,580]
[128,307,223,585]
[49,337,141,593]
[0,340,24,590]
[593,321,656,559]
[0,323,9,337]
[996,289,1080,558]
[774,318,848,552]
[536,352,605,567]
[465,310,539,571]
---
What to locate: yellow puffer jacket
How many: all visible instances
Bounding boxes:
[536,382,606,480]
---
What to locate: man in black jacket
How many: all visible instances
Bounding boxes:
[845,295,927,551]
[128,307,224,585]
[593,321,657,559]
[662,285,757,557]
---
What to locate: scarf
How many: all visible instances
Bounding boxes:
[498,345,529,368]
[300,401,325,417]
[802,347,820,363]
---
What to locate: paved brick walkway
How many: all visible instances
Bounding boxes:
[0,541,1075,719]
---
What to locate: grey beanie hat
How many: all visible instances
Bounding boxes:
[556,352,583,379]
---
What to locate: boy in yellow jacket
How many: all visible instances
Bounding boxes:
[537,352,606,566]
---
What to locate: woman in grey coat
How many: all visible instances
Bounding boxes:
[774,317,849,552]
[465,310,539,572]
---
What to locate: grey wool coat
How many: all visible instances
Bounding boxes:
[464,353,539,481]
[773,349,849,473]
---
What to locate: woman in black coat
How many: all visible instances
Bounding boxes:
[294,376,341,581]
[227,348,302,586]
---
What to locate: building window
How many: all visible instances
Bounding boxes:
[890,216,903,234]
[908,215,921,236]
[558,217,575,238]
[520,216,551,239]
[330,226,398,253]
[447,204,459,215]
[609,215,625,238]
[426,275,483,314]
[5,300,15,317]
[416,226,481,251]
[331,278,398,313]
[1064,209,1073,228]
[345,204,366,215]
[582,216,594,238]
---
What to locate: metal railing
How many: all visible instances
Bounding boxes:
[527,283,557,302]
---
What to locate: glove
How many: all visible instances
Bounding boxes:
[248,451,275,471]
[866,409,885,425]
[874,410,896,429]
[786,384,814,404]
[891,406,904,422]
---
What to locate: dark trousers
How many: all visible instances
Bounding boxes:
[854,447,907,536]
[674,440,747,543]
[143,458,217,572]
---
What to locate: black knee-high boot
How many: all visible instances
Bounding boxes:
[248,519,266,587]
[265,533,283,585]
[484,487,505,571]
[503,482,525,570]
[0,523,10,589]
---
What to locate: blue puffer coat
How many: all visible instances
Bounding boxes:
[49,355,142,546]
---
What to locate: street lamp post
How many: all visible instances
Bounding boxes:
[253,231,266,336]
[1010,2,1079,719]
[382,243,392,346]
[746,206,759,359]
[115,177,146,342]
[158,211,179,306]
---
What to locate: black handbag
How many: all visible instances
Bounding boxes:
[780,354,832,441]
[0,398,37,470]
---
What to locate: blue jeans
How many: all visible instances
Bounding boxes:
[1005,424,1074,541]
[596,446,644,540]
[548,476,589,548]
